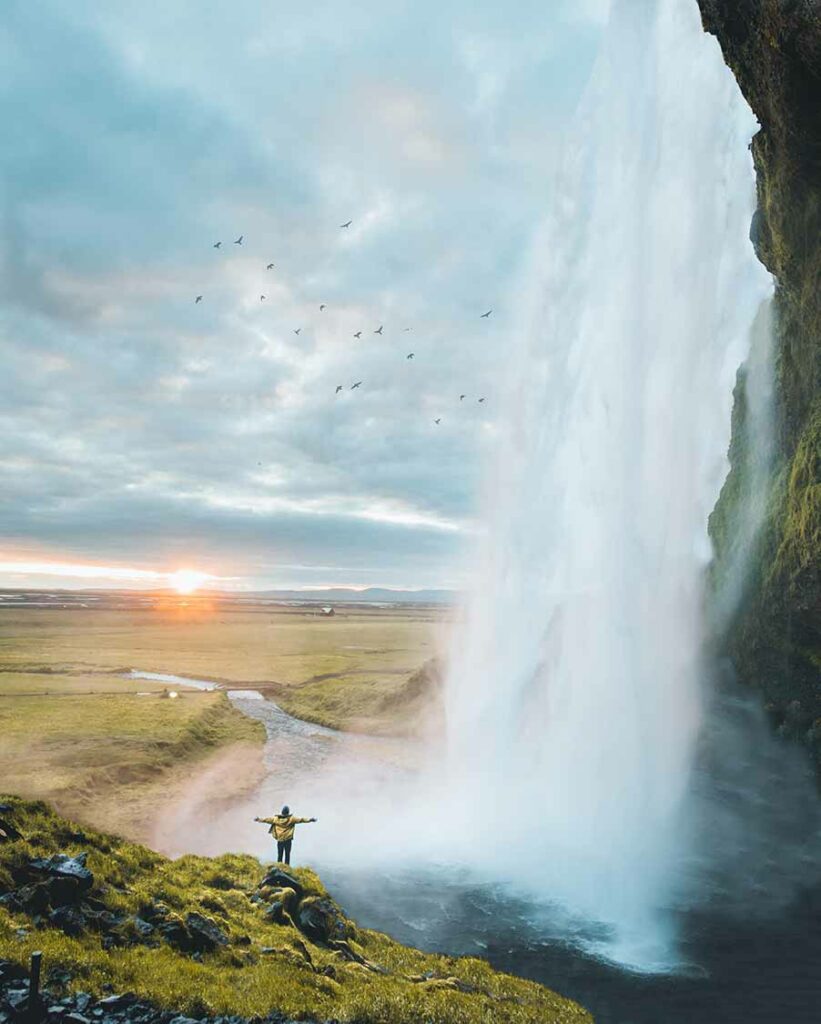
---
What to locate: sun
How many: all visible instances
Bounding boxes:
[167,569,208,595]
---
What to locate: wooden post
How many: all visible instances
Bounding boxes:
[28,951,42,1023]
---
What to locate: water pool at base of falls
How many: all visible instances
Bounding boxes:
[322,865,821,1024]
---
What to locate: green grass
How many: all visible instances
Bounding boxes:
[0,798,591,1024]
[0,691,265,832]
[0,606,438,685]
[0,671,175,696]
[0,605,442,732]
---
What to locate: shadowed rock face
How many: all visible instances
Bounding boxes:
[699,1,821,777]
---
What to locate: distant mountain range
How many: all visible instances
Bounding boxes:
[254,587,456,605]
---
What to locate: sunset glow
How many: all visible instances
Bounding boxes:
[0,560,222,592]
[167,569,209,595]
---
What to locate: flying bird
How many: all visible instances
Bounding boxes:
[406,353,414,360]
[319,304,326,311]
[340,220,352,228]
[460,394,466,400]
[195,295,202,304]
[480,309,492,318]
[294,328,301,335]
[351,381,362,389]
[353,331,362,339]
[266,263,275,270]
[478,397,486,403]
[335,385,343,394]
[434,418,441,425]
[213,241,221,249]
[234,235,243,245]
[260,295,266,301]
[403,327,412,332]
[374,325,383,335]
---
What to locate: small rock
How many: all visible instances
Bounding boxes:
[258,869,303,898]
[4,987,30,1012]
[28,854,93,893]
[1,882,51,916]
[74,993,92,1013]
[48,905,87,937]
[97,994,136,1010]
[46,967,72,989]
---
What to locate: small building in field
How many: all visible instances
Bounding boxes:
[319,605,335,617]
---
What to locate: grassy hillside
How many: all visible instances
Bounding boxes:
[0,798,591,1024]
[0,686,265,838]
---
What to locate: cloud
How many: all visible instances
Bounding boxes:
[0,0,605,588]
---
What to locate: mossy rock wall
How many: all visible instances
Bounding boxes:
[698,1,821,776]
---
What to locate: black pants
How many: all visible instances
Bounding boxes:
[277,839,292,865]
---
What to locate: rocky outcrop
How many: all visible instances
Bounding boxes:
[699,1,821,777]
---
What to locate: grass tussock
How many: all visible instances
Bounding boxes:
[0,798,590,1024]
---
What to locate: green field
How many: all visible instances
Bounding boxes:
[0,601,444,730]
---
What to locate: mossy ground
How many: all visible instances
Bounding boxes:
[0,798,591,1024]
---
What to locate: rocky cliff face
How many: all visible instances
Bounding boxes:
[698,1,820,776]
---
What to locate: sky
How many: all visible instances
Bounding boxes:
[0,0,608,591]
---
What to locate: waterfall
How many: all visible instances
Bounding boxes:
[442,0,772,966]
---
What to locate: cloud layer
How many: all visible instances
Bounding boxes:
[0,0,605,588]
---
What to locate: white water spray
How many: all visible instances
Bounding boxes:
[442,0,771,965]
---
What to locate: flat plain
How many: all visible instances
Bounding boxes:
[0,591,445,836]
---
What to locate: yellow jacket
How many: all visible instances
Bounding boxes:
[259,814,313,842]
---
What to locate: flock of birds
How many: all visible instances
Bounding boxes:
[194,221,491,424]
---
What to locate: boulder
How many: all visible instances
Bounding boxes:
[138,901,170,923]
[258,868,303,898]
[185,913,228,953]
[295,898,349,945]
[0,883,51,916]
[44,874,84,907]
[28,854,93,892]
[156,916,192,950]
